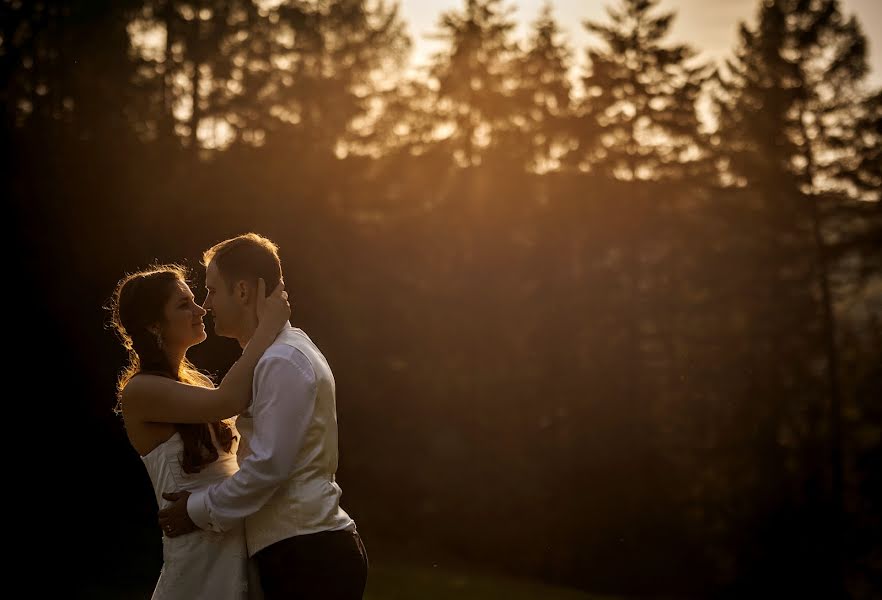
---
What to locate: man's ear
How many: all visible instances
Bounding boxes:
[234,280,252,304]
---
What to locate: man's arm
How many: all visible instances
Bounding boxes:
[187,351,316,532]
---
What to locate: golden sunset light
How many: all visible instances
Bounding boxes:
[402,0,882,85]
[8,1,881,598]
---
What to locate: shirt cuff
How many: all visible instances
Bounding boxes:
[187,488,214,532]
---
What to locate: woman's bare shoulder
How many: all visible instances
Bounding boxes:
[120,373,170,409]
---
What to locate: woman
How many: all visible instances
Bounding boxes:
[110,264,290,599]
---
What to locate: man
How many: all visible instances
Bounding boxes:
[159,233,367,599]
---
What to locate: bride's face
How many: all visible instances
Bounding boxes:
[158,280,207,351]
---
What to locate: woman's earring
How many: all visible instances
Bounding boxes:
[153,330,164,351]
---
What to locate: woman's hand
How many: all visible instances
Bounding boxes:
[255,278,291,330]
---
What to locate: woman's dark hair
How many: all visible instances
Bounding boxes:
[110,264,234,473]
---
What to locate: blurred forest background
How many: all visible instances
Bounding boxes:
[4,0,881,597]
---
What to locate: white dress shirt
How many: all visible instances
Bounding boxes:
[187,325,354,555]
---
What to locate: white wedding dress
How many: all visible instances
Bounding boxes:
[141,428,263,599]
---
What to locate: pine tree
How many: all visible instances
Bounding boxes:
[574,0,711,180]
[427,0,519,167]
[713,1,882,593]
[264,0,409,160]
[1,0,137,139]
[125,0,262,149]
[513,2,573,173]
[124,0,408,156]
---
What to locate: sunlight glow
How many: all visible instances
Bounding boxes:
[198,117,235,150]
[127,19,166,63]
[400,1,881,86]
[120,0,881,157]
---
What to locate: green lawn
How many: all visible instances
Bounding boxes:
[365,560,610,600]
[82,560,610,600]
[80,527,612,599]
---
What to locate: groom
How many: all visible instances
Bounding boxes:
[158,233,368,599]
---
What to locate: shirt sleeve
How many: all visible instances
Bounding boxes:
[187,351,316,532]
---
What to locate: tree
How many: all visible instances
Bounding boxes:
[124,0,409,158]
[512,2,574,173]
[264,0,410,161]
[574,0,711,180]
[427,0,519,167]
[713,1,882,593]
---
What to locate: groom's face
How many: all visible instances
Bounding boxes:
[203,261,245,338]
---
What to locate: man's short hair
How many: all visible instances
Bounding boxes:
[203,233,282,294]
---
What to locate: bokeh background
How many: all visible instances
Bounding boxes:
[5,0,881,597]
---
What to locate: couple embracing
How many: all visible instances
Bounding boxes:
[110,233,367,599]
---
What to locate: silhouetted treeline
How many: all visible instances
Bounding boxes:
[5,0,881,598]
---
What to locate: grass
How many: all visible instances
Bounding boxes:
[77,525,613,599]
[364,557,611,600]
[80,560,608,600]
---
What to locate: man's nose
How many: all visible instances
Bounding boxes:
[195,304,207,317]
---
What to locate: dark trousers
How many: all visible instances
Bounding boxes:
[254,528,368,600]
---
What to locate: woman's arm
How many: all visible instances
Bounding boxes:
[122,279,290,424]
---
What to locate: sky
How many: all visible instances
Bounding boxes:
[398,0,882,86]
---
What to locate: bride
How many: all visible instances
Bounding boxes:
[110,264,289,599]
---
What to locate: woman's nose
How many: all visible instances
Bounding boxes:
[195,304,207,317]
